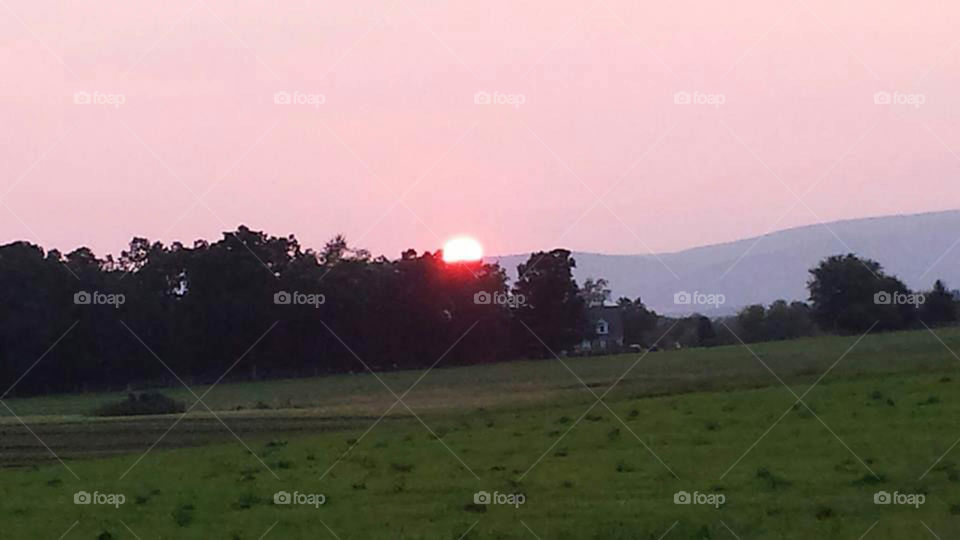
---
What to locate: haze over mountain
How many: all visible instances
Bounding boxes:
[490,210,960,316]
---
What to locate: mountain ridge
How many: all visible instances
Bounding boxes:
[488,209,960,316]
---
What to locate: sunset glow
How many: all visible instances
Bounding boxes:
[442,236,483,263]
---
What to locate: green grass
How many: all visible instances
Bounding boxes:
[5,326,960,419]
[2,327,960,538]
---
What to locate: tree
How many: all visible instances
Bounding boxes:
[621,298,659,346]
[580,278,611,307]
[737,305,767,342]
[920,280,957,326]
[807,254,916,334]
[696,316,717,347]
[512,250,586,357]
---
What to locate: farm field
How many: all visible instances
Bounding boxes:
[1,327,960,538]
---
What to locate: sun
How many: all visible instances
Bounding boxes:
[442,236,483,263]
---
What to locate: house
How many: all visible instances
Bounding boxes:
[579,306,624,352]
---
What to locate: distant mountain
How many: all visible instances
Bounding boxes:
[488,210,960,316]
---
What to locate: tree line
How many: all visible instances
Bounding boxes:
[0,227,592,396]
[1,227,956,397]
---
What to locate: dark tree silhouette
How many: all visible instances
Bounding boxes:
[807,254,917,334]
[512,249,586,357]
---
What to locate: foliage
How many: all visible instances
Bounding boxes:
[807,254,918,334]
[0,228,518,396]
[512,250,587,357]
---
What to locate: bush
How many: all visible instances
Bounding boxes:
[92,392,186,417]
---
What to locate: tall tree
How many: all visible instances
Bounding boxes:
[512,250,586,357]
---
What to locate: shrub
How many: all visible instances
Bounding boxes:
[93,392,186,417]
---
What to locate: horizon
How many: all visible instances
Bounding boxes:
[6,207,959,261]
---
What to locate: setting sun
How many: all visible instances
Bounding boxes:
[442,236,483,263]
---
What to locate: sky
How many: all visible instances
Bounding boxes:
[1,0,958,259]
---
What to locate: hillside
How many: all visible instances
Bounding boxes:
[490,210,960,315]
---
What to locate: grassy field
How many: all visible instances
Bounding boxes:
[2,328,960,538]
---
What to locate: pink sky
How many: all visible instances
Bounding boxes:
[1,0,958,259]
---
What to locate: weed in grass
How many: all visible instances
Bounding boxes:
[391,462,414,473]
[556,416,571,424]
[463,503,486,513]
[919,395,941,405]
[172,504,194,527]
[239,467,257,482]
[585,414,603,422]
[616,461,634,473]
[607,428,620,440]
[792,403,816,419]
[232,493,263,510]
[815,506,834,520]
[704,420,720,431]
[351,456,377,470]
[835,458,858,474]
[852,474,886,486]
[757,467,791,490]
